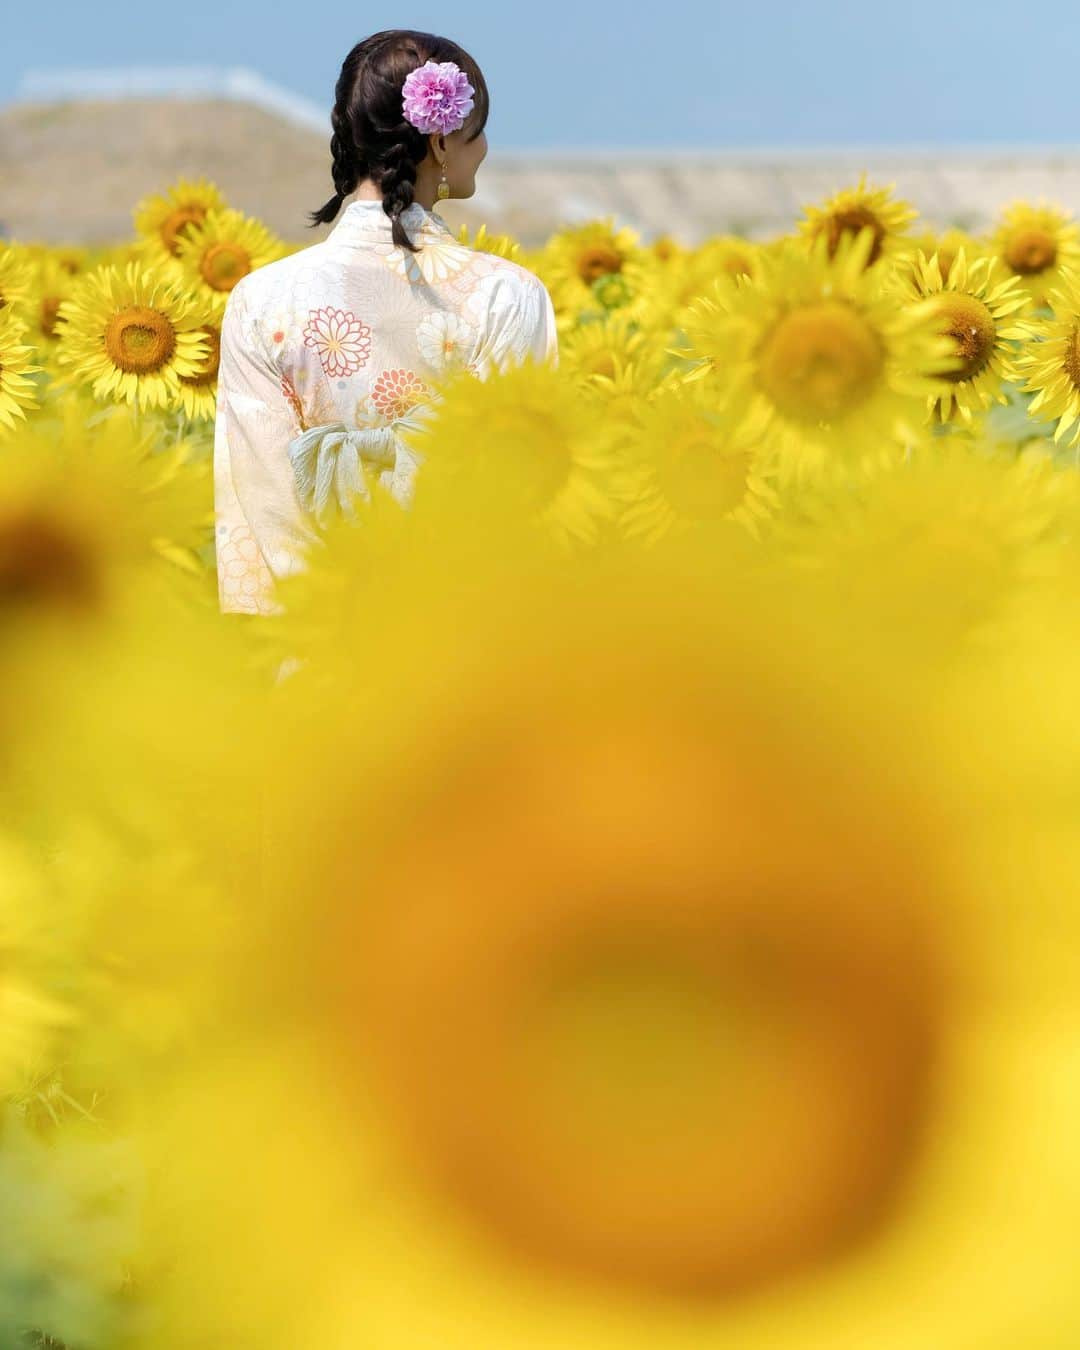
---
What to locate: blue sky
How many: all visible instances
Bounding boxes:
[8,0,1080,150]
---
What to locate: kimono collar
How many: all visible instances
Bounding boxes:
[327,197,454,243]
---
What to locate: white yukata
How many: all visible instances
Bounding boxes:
[213,197,559,615]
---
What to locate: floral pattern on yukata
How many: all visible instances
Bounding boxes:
[302,306,372,377]
[373,236,472,286]
[416,311,477,373]
[369,368,430,420]
[216,523,278,615]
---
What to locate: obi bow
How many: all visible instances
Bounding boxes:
[286,402,432,525]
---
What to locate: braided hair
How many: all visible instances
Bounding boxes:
[308,31,489,254]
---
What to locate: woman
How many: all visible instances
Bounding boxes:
[213,30,559,615]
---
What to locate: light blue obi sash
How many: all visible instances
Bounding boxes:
[286,403,432,525]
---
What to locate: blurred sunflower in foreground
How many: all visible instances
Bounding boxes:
[559,311,654,385]
[0,838,67,1096]
[617,378,777,541]
[401,356,621,547]
[774,439,1080,652]
[130,516,1080,1350]
[0,392,211,635]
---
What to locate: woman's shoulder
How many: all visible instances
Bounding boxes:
[228,240,333,313]
[461,249,553,313]
[470,249,548,290]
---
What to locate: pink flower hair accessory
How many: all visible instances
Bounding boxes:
[401,60,475,136]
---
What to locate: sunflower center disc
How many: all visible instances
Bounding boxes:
[935,293,996,383]
[1063,325,1080,392]
[822,207,887,265]
[354,718,942,1301]
[200,243,252,293]
[104,305,177,374]
[0,513,99,611]
[40,296,61,338]
[484,409,572,510]
[161,206,206,257]
[1005,228,1057,276]
[722,252,754,279]
[585,350,617,380]
[577,246,624,284]
[756,301,886,424]
[661,430,751,518]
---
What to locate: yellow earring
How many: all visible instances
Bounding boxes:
[436,164,450,201]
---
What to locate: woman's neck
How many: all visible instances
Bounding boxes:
[352,178,438,210]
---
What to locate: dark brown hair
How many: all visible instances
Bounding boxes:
[308,30,489,253]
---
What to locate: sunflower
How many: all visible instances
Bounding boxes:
[775,439,1080,650]
[132,175,229,265]
[895,229,982,291]
[678,229,955,480]
[653,242,762,348]
[400,357,620,547]
[578,356,683,431]
[21,240,91,277]
[988,199,1080,308]
[0,392,212,619]
[539,218,643,316]
[894,248,1035,425]
[133,526,1080,1350]
[172,319,221,424]
[800,174,918,266]
[696,234,762,283]
[649,233,685,263]
[457,223,525,263]
[52,259,214,412]
[0,307,43,434]
[172,207,288,314]
[559,312,651,386]
[617,378,777,542]
[53,244,90,276]
[1015,266,1080,451]
[27,255,79,348]
[0,243,36,327]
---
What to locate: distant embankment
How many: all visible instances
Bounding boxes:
[5,69,1080,245]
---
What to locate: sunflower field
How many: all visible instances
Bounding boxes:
[4,171,1080,1348]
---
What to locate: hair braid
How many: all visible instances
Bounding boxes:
[330,108,366,200]
[377,124,428,253]
[307,56,368,228]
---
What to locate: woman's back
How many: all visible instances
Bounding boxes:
[213,198,558,614]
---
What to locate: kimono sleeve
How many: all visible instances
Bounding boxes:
[213,281,318,615]
[470,271,559,376]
